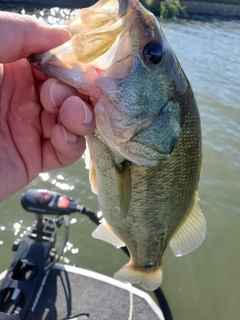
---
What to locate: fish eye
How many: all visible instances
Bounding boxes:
[143,41,164,65]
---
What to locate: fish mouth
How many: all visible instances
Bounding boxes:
[28,1,136,64]
[28,0,158,95]
[28,0,140,95]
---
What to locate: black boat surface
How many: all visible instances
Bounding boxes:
[0,264,165,320]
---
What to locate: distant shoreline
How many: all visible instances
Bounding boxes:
[0,0,240,20]
[182,1,240,19]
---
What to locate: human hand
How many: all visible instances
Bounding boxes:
[0,12,95,201]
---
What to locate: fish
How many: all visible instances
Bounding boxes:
[29,0,206,291]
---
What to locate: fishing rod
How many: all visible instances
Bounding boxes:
[0,189,173,320]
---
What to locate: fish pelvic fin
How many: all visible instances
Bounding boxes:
[114,263,163,291]
[170,193,206,257]
[92,218,125,248]
[113,160,132,221]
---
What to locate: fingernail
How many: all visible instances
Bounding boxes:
[50,80,74,108]
[49,80,58,107]
[61,125,78,144]
[82,102,93,125]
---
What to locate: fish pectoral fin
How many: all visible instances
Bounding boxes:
[85,147,98,195]
[114,262,163,291]
[113,160,132,221]
[92,218,125,248]
[170,193,206,257]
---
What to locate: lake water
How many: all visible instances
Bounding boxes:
[0,7,240,320]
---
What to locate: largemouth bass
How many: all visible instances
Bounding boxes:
[29,0,206,291]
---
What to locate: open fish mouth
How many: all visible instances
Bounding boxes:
[28,0,158,99]
[28,0,136,82]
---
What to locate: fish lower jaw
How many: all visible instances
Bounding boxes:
[114,262,163,291]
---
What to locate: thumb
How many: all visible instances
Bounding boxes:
[0,12,70,63]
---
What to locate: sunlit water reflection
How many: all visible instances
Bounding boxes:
[0,7,240,320]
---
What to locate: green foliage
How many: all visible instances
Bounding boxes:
[140,0,161,15]
[160,0,186,18]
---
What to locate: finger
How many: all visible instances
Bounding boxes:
[0,12,70,63]
[41,124,86,171]
[33,68,48,81]
[41,110,58,139]
[59,96,95,136]
[40,78,77,113]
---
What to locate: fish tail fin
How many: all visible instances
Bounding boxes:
[114,262,162,291]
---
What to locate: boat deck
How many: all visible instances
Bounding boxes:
[0,264,165,320]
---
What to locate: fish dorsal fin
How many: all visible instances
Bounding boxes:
[113,160,132,221]
[170,194,206,257]
[92,218,125,248]
[85,147,98,195]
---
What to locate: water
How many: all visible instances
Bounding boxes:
[0,8,240,320]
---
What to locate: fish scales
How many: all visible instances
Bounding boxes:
[87,87,201,268]
[29,0,206,290]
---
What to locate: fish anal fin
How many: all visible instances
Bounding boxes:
[170,193,206,257]
[113,160,131,221]
[92,218,125,248]
[114,262,163,291]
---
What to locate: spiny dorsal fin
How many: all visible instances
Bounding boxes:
[92,218,125,248]
[170,194,206,257]
[113,160,131,221]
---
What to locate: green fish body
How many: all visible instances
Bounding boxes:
[29,0,206,290]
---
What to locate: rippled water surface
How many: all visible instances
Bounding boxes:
[0,8,240,320]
